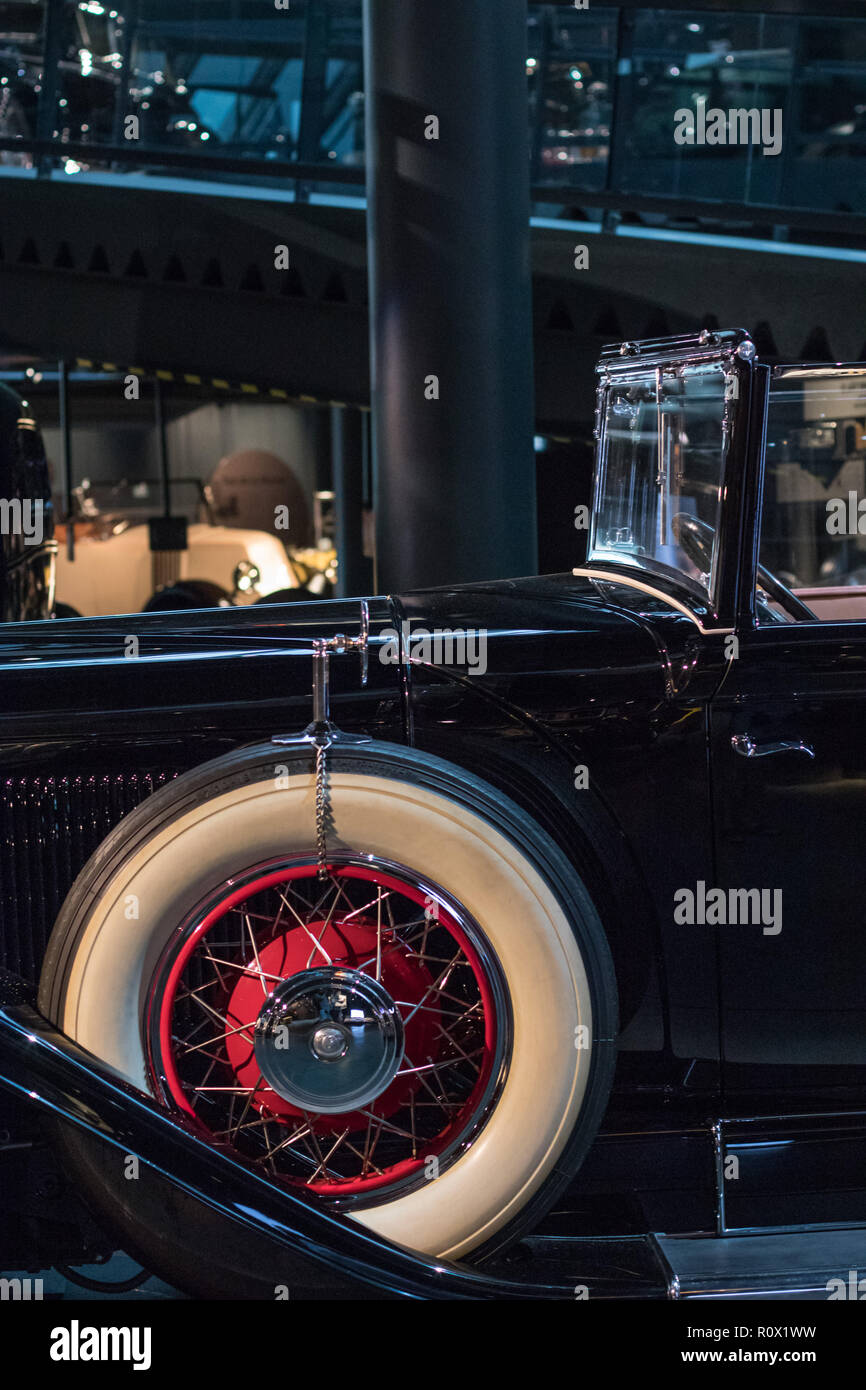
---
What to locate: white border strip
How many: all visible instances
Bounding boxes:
[572,567,733,635]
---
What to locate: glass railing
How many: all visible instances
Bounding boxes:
[0,2,864,227]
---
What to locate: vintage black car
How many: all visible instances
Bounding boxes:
[2,327,866,1300]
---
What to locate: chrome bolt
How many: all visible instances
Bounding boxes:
[311,1024,348,1061]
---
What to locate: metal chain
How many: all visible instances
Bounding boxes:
[307,611,369,880]
[315,739,328,878]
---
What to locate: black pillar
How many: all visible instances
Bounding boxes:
[296,0,330,201]
[37,0,67,177]
[57,360,74,561]
[153,376,171,517]
[331,406,373,598]
[111,0,139,155]
[363,0,536,591]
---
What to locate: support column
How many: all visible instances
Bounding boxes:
[57,359,74,561]
[363,0,536,591]
[296,0,330,201]
[331,405,373,598]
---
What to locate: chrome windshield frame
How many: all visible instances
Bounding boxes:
[587,329,760,633]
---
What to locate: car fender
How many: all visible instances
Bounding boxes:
[405,660,658,1032]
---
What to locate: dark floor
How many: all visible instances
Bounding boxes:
[0,1253,183,1300]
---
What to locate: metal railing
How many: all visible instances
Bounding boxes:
[0,2,864,236]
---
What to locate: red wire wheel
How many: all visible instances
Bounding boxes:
[146,857,510,1202]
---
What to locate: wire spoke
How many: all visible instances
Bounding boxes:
[264,1122,314,1159]
[302,875,354,968]
[336,888,394,925]
[176,979,221,1003]
[352,918,442,973]
[357,1108,417,1141]
[343,1136,384,1177]
[175,1019,258,1055]
[392,998,472,1020]
[301,1114,347,1184]
[188,992,242,1032]
[396,1049,483,1079]
[363,1113,385,1175]
[199,951,284,986]
[307,1128,351,1183]
[401,1048,455,1110]
[278,890,333,965]
[375,886,383,981]
[192,1084,260,1094]
[400,951,464,1027]
[244,913,270,998]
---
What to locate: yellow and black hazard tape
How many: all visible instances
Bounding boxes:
[73,358,369,410]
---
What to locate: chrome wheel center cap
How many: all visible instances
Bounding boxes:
[254,967,405,1114]
[311,1024,349,1060]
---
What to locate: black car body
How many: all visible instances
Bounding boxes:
[2,328,866,1299]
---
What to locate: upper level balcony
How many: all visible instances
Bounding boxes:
[0,0,864,247]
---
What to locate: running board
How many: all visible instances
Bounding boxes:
[657,1228,866,1299]
[493,1228,866,1300]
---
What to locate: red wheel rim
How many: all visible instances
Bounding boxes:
[147,859,508,1200]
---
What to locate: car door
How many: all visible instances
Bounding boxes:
[711,621,866,1098]
[711,363,866,1100]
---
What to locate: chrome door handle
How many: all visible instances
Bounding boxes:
[731,733,815,759]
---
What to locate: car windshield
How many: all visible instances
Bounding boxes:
[588,361,731,602]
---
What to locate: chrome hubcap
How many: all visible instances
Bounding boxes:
[253,966,405,1114]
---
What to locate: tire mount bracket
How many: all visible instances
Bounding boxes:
[273,598,372,877]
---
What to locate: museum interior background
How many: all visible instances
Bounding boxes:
[0,0,863,602]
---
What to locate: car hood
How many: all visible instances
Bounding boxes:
[0,573,718,743]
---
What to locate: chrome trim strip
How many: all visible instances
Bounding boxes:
[773,363,866,380]
[572,567,734,636]
[3,538,57,572]
[597,328,751,374]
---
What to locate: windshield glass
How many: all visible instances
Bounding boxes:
[588,361,731,601]
[761,369,866,589]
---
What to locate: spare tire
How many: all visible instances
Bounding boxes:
[39,739,618,1293]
